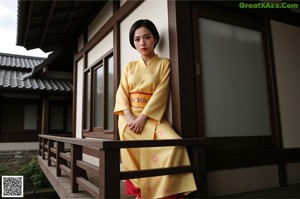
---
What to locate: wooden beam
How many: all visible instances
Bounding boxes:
[23,0,34,46]
[40,1,57,47]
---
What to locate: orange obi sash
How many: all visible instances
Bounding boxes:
[129,92,152,108]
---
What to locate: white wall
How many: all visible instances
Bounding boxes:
[271,21,300,148]
[76,58,84,138]
[87,31,113,67]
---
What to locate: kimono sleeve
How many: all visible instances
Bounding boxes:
[142,60,170,122]
[114,64,130,115]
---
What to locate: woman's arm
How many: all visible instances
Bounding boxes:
[142,60,170,122]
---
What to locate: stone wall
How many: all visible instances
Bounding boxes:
[0,150,39,168]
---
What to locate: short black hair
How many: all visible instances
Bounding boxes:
[129,19,160,49]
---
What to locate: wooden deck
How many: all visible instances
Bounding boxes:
[38,156,134,199]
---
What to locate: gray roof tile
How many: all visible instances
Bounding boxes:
[0,53,45,69]
[0,69,72,92]
[0,53,72,93]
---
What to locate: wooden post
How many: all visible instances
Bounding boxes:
[48,140,54,166]
[41,96,49,135]
[191,145,208,198]
[56,142,64,176]
[99,148,120,199]
[39,137,42,156]
[42,138,47,159]
[71,144,82,193]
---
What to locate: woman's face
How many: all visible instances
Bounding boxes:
[133,26,156,58]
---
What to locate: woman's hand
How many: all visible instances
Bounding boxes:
[124,109,137,127]
[130,114,148,133]
[123,110,147,133]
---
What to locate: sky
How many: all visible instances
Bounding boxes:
[0,0,49,58]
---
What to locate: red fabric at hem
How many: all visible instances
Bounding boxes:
[126,180,141,197]
[125,180,184,199]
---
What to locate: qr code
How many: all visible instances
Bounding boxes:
[1,176,23,198]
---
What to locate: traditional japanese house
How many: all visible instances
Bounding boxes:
[16,0,300,198]
[0,52,72,165]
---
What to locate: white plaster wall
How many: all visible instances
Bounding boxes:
[207,165,279,197]
[76,58,84,138]
[0,142,39,150]
[286,162,300,185]
[87,31,113,67]
[271,21,300,148]
[88,1,113,41]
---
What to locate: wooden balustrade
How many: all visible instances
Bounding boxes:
[38,134,207,198]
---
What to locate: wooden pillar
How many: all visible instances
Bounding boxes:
[42,138,47,159]
[71,144,82,193]
[191,146,208,198]
[41,96,49,134]
[47,140,54,166]
[99,148,120,198]
[56,142,64,176]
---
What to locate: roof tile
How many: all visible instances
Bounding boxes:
[0,53,72,93]
[0,53,45,69]
[0,69,72,92]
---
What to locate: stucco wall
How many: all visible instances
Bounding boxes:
[87,31,113,67]
[271,20,300,149]
[76,58,84,138]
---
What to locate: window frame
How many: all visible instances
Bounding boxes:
[83,50,114,139]
[192,3,280,150]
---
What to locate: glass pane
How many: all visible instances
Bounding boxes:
[95,67,104,127]
[24,105,37,130]
[50,106,64,130]
[198,17,271,137]
[107,56,114,129]
[85,72,91,129]
[3,102,22,131]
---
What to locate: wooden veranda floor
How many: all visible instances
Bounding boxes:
[37,156,134,199]
[38,154,300,199]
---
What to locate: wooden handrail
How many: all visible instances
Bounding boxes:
[39,134,206,148]
[38,134,207,198]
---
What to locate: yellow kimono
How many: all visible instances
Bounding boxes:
[114,55,197,199]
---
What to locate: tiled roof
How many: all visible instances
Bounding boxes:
[0,53,45,69]
[0,53,72,93]
[0,69,72,92]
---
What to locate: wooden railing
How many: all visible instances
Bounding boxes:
[38,134,207,198]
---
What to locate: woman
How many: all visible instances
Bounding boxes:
[114,19,197,199]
